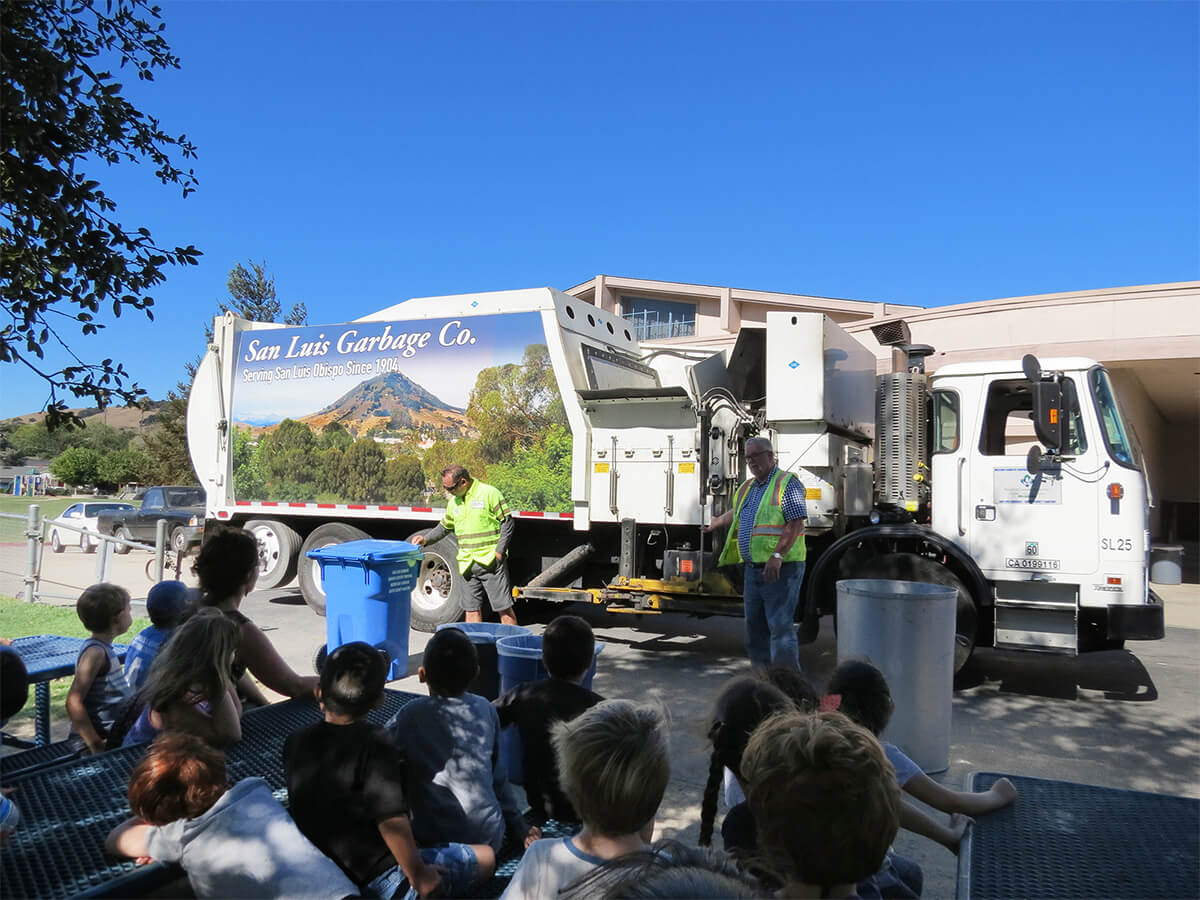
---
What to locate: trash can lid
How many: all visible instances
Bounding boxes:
[437,623,531,643]
[306,539,423,564]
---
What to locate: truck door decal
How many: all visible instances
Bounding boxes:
[993,467,1063,504]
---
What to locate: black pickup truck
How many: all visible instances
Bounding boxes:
[97,485,206,553]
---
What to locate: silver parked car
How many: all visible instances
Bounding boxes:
[47,501,136,553]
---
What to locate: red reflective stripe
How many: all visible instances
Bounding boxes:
[520,511,545,517]
[261,501,278,507]
[562,513,574,519]
[316,503,335,509]
[412,507,434,513]
[288,502,307,508]
[347,505,366,510]
[235,500,251,506]
[380,505,400,511]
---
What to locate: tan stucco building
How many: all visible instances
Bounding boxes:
[567,275,1199,548]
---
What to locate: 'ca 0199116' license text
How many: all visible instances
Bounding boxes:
[1005,557,1061,570]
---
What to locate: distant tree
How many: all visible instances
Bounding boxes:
[257,419,317,490]
[141,375,196,484]
[95,448,150,489]
[0,426,21,466]
[421,438,487,489]
[486,425,572,512]
[2,0,201,426]
[384,454,426,504]
[315,446,344,494]
[466,344,566,461]
[338,440,386,502]
[218,260,306,328]
[50,446,101,487]
[230,428,264,499]
[78,422,131,454]
[319,421,353,450]
[10,421,77,458]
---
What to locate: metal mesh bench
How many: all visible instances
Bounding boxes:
[1,689,416,899]
[0,738,80,779]
[478,819,582,898]
[957,772,1200,899]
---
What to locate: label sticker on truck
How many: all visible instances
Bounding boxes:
[678,463,695,474]
[594,462,610,473]
[1005,557,1061,570]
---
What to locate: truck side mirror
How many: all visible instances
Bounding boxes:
[1026,444,1043,474]
[1031,380,1065,451]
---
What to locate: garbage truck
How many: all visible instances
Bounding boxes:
[187,286,1164,671]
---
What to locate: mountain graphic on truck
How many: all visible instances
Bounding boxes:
[299,371,470,438]
[235,372,472,439]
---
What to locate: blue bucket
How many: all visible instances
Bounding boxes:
[436,623,531,700]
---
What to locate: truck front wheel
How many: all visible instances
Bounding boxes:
[408,530,465,633]
[298,523,370,615]
[244,519,300,590]
[854,553,978,674]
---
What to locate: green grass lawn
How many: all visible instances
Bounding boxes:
[2,596,150,732]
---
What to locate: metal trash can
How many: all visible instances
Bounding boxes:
[1150,544,1184,585]
[836,578,956,774]
[495,633,604,784]
[307,539,422,681]
[436,622,530,701]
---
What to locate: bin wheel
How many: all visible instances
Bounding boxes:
[313,644,328,675]
[298,523,371,616]
[245,519,300,590]
[852,553,978,674]
[408,529,466,633]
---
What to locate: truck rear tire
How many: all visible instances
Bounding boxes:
[853,553,978,674]
[408,529,466,633]
[244,519,300,590]
[298,523,370,616]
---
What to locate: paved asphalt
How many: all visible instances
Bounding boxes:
[6,544,1198,898]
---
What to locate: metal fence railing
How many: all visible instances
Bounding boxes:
[0,505,191,604]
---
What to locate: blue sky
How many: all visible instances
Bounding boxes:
[4,0,1197,419]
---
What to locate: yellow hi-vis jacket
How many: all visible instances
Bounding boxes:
[717,468,807,566]
[441,480,511,574]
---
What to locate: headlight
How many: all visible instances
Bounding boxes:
[868,509,882,525]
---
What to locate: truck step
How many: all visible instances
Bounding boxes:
[993,597,1077,654]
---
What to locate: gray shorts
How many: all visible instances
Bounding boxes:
[462,559,513,613]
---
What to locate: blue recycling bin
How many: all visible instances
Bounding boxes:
[436,622,530,701]
[495,633,604,784]
[306,539,422,681]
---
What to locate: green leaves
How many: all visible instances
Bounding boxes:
[2,0,201,422]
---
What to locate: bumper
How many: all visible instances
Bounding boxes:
[179,524,204,545]
[1107,592,1165,641]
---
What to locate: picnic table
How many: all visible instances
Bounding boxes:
[957,772,1199,899]
[7,635,129,747]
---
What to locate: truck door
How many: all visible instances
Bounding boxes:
[135,487,162,541]
[963,375,1099,579]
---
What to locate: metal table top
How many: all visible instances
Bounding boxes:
[11,634,129,681]
[957,771,1199,899]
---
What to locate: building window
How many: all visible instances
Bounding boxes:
[620,296,696,340]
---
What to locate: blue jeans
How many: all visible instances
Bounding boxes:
[742,560,805,669]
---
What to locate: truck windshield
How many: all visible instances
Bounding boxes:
[1089,367,1140,470]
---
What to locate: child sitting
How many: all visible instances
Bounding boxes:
[385,627,537,897]
[66,583,134,753]
[285,641,442,899]
[124,580,191,691]
[502,699,670,900]
[698,675,794,853]
[105,732,358,899]
[827,659,1017,853]
[493,614,604,825]
[742,710,902,899]
[121,608,242,748]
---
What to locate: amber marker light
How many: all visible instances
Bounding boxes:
[1106,483,1124,500]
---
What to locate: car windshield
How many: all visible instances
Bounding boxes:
[165,488,205,506]
[83,503,132,516]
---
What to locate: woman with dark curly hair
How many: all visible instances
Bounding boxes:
[191,527,317,705]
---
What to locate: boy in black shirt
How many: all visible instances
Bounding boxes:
[284,642,441,898]
[493,615,603,825]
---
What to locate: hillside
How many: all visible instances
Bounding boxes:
[1,401,169,433]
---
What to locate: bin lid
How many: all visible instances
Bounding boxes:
[306,539,423,564]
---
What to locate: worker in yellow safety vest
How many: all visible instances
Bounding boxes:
[703,437,807,668]
[413,464,519,626]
